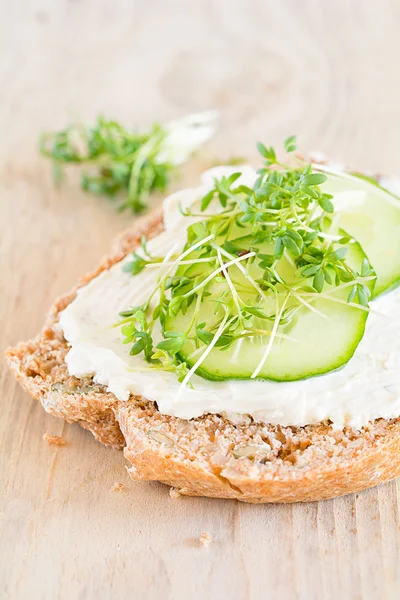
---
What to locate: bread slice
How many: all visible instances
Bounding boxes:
[6,210,400,502]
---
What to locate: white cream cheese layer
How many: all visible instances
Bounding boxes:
[60,167,400,430]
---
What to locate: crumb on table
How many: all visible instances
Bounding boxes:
[43,433,66,446]
[169,487,181,499]
[199,531,212,546]
[110,482,125,493]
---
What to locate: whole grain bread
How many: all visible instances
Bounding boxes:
[6,209,400,502]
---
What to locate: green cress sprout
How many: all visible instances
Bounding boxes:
[118,136,375,384]
[40,112,216,213]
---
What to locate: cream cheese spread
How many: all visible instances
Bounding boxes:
[60,167,400,430]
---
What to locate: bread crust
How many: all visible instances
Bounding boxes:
[5,208,400,502]
[119,404,400,502]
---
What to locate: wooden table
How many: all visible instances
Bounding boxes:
[1,1,400,598]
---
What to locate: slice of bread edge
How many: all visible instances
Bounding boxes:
[5,210,164,449]
[5,207,400,503]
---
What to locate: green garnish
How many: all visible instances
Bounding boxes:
[40,112,216,213]
[119,136,375,385]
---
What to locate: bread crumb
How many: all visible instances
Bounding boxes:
[43,433,66,446]
[199,531,212,546]
[110,482,125,492]
[169,487,181,499]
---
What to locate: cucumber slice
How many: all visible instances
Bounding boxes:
[165,235,374,382]
[319,170,400,296]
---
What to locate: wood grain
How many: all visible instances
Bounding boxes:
[1,0,400,598]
